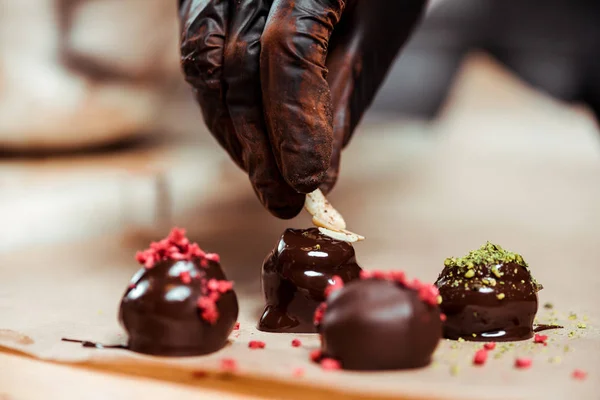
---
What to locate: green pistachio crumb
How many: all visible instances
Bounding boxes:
[577,323,587,329]
[497,293,505,300]
[464,269,475,278]
[450,365,460,376]
[458,337,465,342]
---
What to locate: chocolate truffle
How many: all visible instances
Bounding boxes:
[316,271,442,370]
[258,228,362,333]
[435,242,542,342]
[119,228,238,356]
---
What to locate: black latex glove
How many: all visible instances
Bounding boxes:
[180,0,428,218]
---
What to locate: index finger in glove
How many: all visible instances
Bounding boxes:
[260,0,346,194]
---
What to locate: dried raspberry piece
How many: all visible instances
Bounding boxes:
[200,259,209,268]
[389,270,407,284]
[572,369,587,380]
[320,358,341,370]
[483,342,496,351]
[418,284,440,306]
[314,303,327,326]
[248,340,266,349]
[324,275,344,298]
[217,280,234,293]
[187,243,206,260]
[220,358,237,373]
[205,253,220,263]
[534,334,548,345]
[197,297,219,324]
[515,358,532,369]
[179,271,192,284]
[291,339,302,347]
[310,350,322,362]
[372,270,387,280]
[207,279,220,291]
[440,313,447,322]
[359,270,373,279]
[473,349,488,365]
[234,322,240,330]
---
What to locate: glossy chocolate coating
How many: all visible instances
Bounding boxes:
[119,259,238,356]
[319,279,442,370]
[258,228,361,333]
[435,245,541,342]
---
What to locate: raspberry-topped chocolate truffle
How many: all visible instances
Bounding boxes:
[435,242,542,342]
[258,228,362,333]
[314,271,443,371]
[119,228,238,356]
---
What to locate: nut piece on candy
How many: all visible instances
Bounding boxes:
[305,189,364,243]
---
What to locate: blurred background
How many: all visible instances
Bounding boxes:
[1,0,599,258]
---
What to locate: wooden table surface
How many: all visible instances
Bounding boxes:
[1,54,599,399]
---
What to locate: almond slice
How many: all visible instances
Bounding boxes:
[318,227,365,243]
[304,189,346,231]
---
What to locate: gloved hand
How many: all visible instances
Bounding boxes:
[179,0,428,218]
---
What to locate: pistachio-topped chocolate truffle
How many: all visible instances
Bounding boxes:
[435,242,542,342]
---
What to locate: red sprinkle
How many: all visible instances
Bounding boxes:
[483,342,496,351]
[310,349,322,362]
[234,322,240,330]
[359,270,373,279]
[248,340,266,349]
[473,349,488,365]
[440,313,447,322]
[314,303,327,326]
[515,358,532,369]
[292,367,305,378]
[320,358,341,371]
[220,358,237,373]
[205,253,220,263]
[179,271,192,284]
[572,369,587,380]
[534,334,548,346]
[324,275,344,298]
[291,339,302,347]
[135,228,215,269]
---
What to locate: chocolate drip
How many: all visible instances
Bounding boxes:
[61,338,127,350]
[319,279,442,370]
[534,324,563,332]
[119,259,238,356]
[258,228,361,333]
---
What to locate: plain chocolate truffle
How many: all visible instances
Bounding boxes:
[435,242,542,342]
[258,228,362,333]
[318,276,442,370]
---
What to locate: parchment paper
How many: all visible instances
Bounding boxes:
[1,55,599,399]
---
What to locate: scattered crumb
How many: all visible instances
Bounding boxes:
[473,349,488,365]
[543,303,553,309]
[577,323,586,329]
[572,369,587,380]
[515,358,532,369]
[450,365,460,376]
[234,322,240,330]
[484,342,496,351]
[248,340,266,349]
